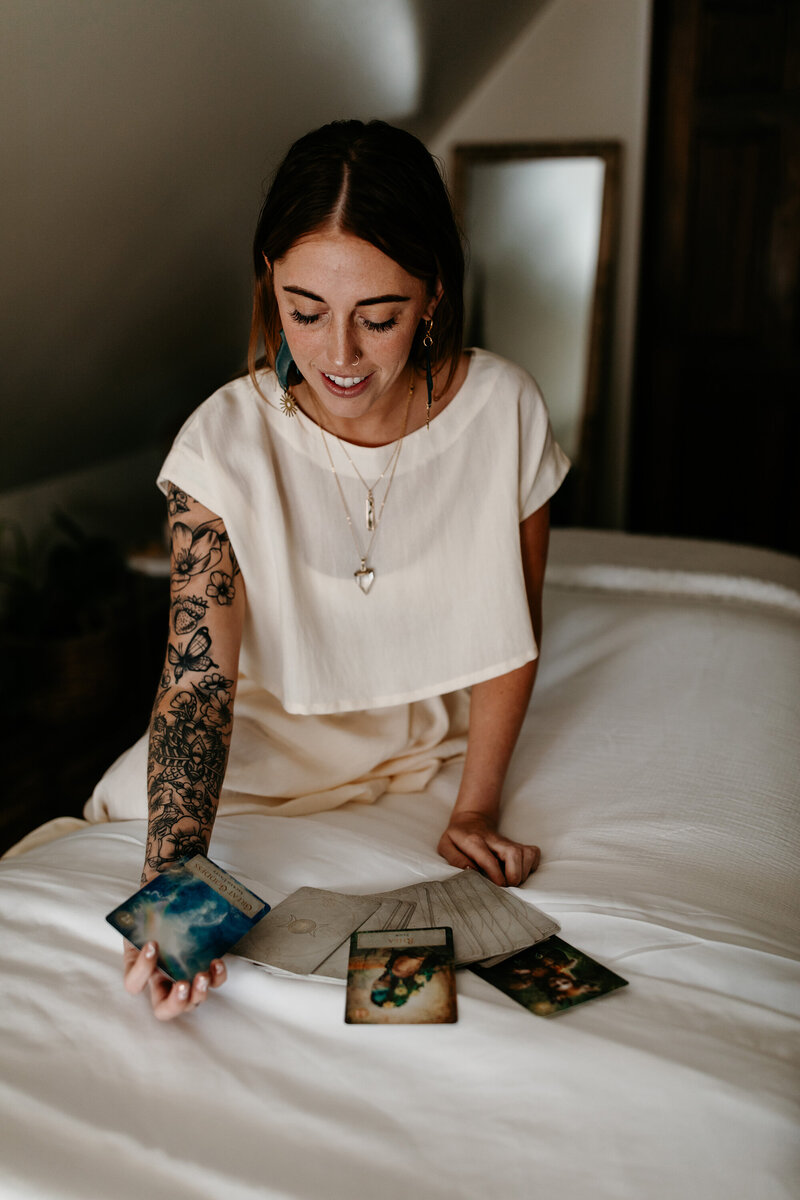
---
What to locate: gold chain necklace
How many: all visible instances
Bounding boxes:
[308,375,415,594]
[334,435,403,532]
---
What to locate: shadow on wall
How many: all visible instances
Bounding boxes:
[1,0,432,493]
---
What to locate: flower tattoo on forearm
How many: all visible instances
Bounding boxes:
[145,487,241,879]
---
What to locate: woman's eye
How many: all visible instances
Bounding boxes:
[289,310,397,333]
[361,316,398,333]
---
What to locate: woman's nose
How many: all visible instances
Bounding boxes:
[328,321,360,369]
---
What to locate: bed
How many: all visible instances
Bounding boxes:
[1,529,798,1200]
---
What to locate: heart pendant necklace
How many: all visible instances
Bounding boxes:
[354,560,375,594]
[309,374,415,593]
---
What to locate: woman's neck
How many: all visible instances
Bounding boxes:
[294,352,470,447]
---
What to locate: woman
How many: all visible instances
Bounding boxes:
[107,119,570,1018]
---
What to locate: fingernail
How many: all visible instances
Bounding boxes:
[176,982,190,1000]
[197,975,209,992]
[143,943,156,959]
[213,962,224,976]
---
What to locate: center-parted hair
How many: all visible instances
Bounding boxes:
[248,119,465,394]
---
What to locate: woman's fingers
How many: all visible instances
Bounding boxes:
[437,833,477,872]
[122,942,225,1019]
[150,977,193,1020]
[486,836,542,886]
[208,959,227,989]
[149,969,214,1019]
[523,843,542,879]
[439,827,542,887]
[492,840,524,886]
[441,829,507,886]
[122,941,159,995]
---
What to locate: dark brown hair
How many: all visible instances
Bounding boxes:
[248,120,464,394]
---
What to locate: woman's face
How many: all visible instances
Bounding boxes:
[271,229,439,430]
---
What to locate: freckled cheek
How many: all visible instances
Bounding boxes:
[282,325,320,365]
[368,323,417,360]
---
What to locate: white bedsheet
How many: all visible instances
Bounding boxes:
[1,531,798,1200]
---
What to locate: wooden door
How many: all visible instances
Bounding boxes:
[630,0,799,554]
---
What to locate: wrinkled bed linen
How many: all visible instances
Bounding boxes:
[0,532,798,1200]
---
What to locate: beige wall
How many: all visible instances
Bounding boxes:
[430,0,653,526]
[1,0,648,539]
[1,0,540,503]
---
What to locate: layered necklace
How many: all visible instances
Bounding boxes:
[307,374,415,594]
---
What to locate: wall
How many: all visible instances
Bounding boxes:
[1,0,426,496]
[1,0,644,538]
[1,0,541,505]
[430,0,653,526]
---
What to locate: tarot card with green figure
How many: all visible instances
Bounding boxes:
[346,927,458,1024]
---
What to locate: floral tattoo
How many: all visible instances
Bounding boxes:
[145,487,241,878]
[167,485,190,516]
[206,571,235,605]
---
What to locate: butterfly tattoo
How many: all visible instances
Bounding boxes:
[168,627,218,682]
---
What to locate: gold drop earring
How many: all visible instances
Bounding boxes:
[423,318,434,429]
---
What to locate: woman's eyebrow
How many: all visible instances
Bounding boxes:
[282,286,410,305]
[356,293,410,306]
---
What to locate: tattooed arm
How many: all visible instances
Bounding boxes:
[123,483,245,1019]
[143,484,244,881]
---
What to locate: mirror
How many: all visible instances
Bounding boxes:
[452,142,622,525]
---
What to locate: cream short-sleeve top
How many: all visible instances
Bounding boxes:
[157,348,570,716]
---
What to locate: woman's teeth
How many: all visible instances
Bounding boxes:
[324,373,366,388]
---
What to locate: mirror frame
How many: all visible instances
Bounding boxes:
[451,140,622,526]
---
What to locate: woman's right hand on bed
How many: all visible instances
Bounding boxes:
[122,941,227,1020]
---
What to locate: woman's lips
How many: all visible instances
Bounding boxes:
[319,370,373,398]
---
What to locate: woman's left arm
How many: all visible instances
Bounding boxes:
[437,502,550,886]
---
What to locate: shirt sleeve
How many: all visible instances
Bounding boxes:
[517,373,571,522]
[156,402,226,519]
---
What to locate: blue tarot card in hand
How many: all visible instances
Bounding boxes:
[106,855,269,981]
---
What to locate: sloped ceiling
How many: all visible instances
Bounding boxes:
[1,0,546,490]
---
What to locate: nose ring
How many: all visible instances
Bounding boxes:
[351,353,360,368]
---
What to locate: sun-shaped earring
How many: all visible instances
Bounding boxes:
[276,331,298,417]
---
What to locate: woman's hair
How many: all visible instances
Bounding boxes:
[248,119,464,394]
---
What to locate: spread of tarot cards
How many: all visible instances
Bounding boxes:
[106,858,628,1021]
[106,855,269,982]
[232,869,560,981]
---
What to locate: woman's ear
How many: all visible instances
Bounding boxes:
[426,278,444,320]
[262,253,272,271]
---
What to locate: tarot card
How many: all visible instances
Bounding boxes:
[106,855,268,982]
[425,871,560,965]
[382,871,560,965]
[345,927,457,1024]
[231,887,380,976]
[471,935,628,1017]
[312,897,416,982]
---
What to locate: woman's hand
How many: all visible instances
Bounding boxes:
[437,811,540,887]
[122,941,227,1021]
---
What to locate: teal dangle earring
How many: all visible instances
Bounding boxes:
[276,330,298,417]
